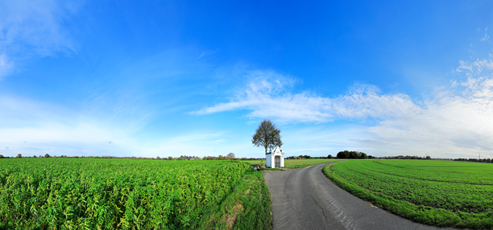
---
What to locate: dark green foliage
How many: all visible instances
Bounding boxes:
[324,160,493,228]
[336,150,367,159]
[455,158,493,163]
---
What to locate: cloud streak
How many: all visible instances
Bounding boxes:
[0,0,81,79]
[481,27,490,42]
[194,72,421,123]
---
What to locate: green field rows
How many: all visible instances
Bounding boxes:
[0,158,271,229]
[324,160,493,228]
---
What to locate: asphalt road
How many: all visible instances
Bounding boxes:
[263,162,448,230]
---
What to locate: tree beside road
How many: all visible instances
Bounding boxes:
[252,119,282,153]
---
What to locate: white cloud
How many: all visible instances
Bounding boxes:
[194,70,421,123]
[0,0,81,79]
[455,58,493,76]
[366,80,493,158]
[195,59,493,158]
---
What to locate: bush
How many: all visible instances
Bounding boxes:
[336,150,368,159]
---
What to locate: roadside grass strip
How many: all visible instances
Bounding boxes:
[204,171,272,230]
[0,158,272,229]
[323,160,493,229]
[244,158,341,169]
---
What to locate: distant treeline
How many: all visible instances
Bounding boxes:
[286,155,317,159]
[0,154,262,161]
[336,150,374,159]
[454,158,492,163]
[381,155,431,160]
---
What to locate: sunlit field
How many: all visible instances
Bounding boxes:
[324,160,493,228]
[0,158,271,229]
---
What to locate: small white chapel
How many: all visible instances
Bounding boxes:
[266,146,284,168]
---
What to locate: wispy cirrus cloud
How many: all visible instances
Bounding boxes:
[0,54,14,78]
[455,58,493,75]
[0,96,137,156]
[0,0,81,79]
[194,70,422,123]
[0,95,243,157]
[481,27,490,42]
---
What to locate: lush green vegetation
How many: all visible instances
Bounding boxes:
[0,158,271,229]
[324,160,493,228]
[244,158,341,169]
[336,150,371,159]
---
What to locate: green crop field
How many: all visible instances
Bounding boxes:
[244,158,341,169]
[324,160,493,228]
[0,158,272,229]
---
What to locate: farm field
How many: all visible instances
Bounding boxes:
[324,160,493,228]
[244,158,341,169]
[0,158,272,229]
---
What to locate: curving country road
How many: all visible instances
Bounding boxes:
[263,162,449,230]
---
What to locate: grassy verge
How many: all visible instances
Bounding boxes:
[200,170,272,230]
[243,159,341,169]
[322,162,493,229]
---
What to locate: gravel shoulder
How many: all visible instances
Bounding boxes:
[263,162,450,230]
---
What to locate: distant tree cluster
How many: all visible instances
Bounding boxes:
[286,155,311,159]
[203,155,235,160]
[285,155,340,159]
[382,155,430,160]
[454,158,492,163]
[153,155,202,160]
[336,150,369,159]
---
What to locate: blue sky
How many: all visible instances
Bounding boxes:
[1,0,493,158]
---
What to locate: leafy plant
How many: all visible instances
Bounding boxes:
[0,158,258,229]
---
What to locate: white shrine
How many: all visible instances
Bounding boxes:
[266,146,284,168]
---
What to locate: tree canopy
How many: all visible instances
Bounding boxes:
[252,119,282,153]
[227,152,235,159]
[336,150,368,159]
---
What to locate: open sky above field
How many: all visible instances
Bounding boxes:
[1,0,493,158]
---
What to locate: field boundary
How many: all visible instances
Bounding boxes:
[322,161,493,229]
